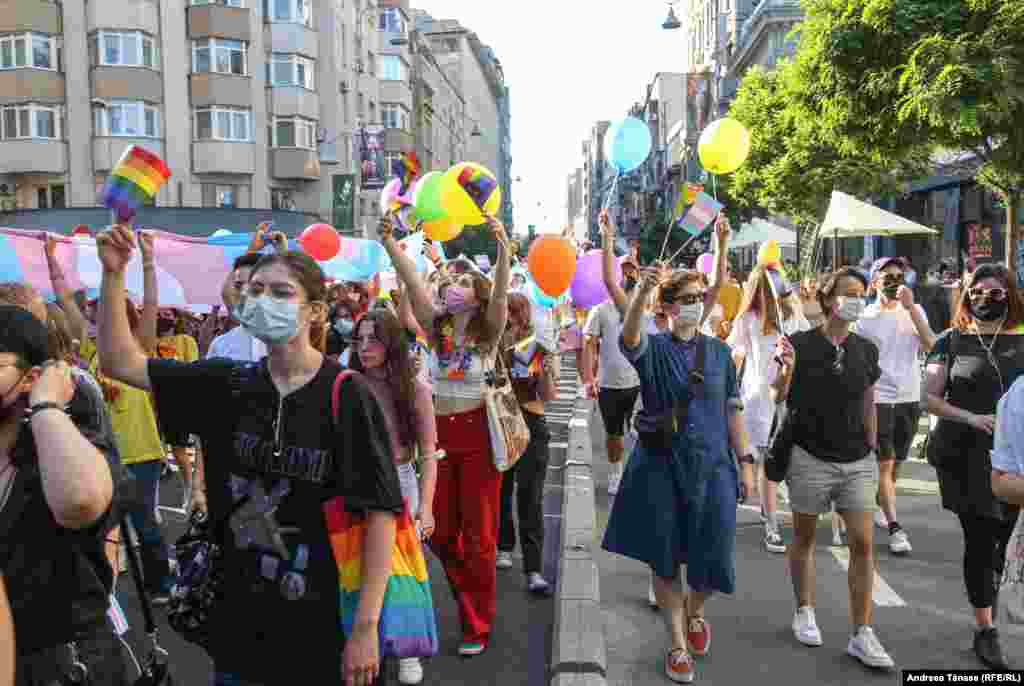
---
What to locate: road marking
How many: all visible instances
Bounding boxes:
[897,478,939,495]
[829,547,906,607]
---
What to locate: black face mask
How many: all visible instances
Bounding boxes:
[971,299,1008,322]
[157,319,176,337]
[0,371,27,424]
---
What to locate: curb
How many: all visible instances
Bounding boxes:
[550,397,608,686]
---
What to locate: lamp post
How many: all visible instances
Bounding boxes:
[663,1,682,30]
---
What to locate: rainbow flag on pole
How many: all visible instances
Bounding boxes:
[99,145,171,222]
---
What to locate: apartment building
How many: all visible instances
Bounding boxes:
[0,0,388,236]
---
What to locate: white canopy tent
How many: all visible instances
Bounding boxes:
[731,217,797,248]
[817,190,939,269]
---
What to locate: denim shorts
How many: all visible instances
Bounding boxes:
[786,444,879,515]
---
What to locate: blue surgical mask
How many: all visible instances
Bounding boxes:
[238,295,302,344]
[333,317,355,337]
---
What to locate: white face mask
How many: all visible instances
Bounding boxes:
[835,296,865,322]
[676,302,704,325]
[238,295,303,344]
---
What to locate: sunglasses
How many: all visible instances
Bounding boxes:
[661,291,706,306]
[968,287,1008,302]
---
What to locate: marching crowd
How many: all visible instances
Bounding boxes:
[3,207,1024,686]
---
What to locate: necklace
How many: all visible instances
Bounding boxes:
[974,318,1007,392]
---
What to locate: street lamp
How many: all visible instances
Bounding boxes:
[663,2,682,30]
[471,124,482,137]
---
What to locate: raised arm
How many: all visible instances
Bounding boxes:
[137,231,158,355]
[483,215,511,344]
[43,234,88,342]
[379,216,437,333]
[702,214,731,326]
[96,224,152,390]
[623,267,659,350]
[599,210,629,314]
[899,287,937,353]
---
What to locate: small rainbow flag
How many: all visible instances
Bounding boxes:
[457,165,497,208]
[391,150,421,196]
[99,145,171,222]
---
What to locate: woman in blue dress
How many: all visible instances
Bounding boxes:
[602,264,752,684]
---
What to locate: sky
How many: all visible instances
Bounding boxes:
[414,1,688,235]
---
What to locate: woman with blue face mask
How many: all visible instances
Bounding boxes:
[95,224,404,686]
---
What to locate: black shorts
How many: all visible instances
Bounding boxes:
[597,386,640,437]
[877,402,921,462]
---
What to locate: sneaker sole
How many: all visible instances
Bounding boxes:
[794,627,823,647]
[765,543,786,554]
[847,646,894,669]
[458,646,486,657]
[890,545,912,555]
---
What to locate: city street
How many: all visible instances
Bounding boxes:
[587,403,1024,685]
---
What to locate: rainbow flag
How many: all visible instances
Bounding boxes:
[99,145,171,222]
[457,165,497,208]
[392,151,421,196]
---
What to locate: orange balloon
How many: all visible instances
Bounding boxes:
[299,223,341,261]
[527,235,577,297]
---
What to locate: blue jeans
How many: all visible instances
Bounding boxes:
[125,460,172,594]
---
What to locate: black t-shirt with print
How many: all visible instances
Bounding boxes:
[0,369,122,656]
[788,328,882,463]
[147,356,404,679]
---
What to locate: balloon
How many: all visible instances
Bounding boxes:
[698,118,751,175]
[397,178,419,206]
[298,223,341,261]
[439,162,502,225]
[72,224,93,237]
[570,249,620,309]
[696,252,715,274]
[380,178,402,216]
[527,235,577,297]
[413,171,447,222]
[758,240,782,267]
[604,117,653,173]
[210,228,232,238]
[422,215,463,242]
[530,281,556,308]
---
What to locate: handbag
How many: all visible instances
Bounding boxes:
[122,515,176,685]
[998,512,1024,624]
[764,402,794,483]
[484,347,531,472]
[637,335,707,453]
[324,370,439,658]
[924,329,959,467]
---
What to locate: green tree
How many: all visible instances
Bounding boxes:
[796,0,1024,269]
[442,223,496,264]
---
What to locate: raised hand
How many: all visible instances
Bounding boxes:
[487,215,509,251]
[29,360,75,407]
[138,231,155,265]
[43,233,57,259]
[96,224,136,274]
[715,214,732,246]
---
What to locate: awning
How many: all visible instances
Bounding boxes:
[821,191,938,237]
[731,217,797,248]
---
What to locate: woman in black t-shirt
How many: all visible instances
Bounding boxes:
[95,224,404,686]
[773,267,893,669]
[923,263,1024,670]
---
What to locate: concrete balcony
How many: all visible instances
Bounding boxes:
[192,141,255,175]
[93,67,163,103]
[0,0,61,34]
[88,0,160,35]
[731,0,803,75]
[0,70,64,105]
[93,137,164,173]
[267,86,319,120]
[0,140,67,175]
[190,73,252,108]
[384,129,414,151]
[188,4,252,41]
[270,148,320,180]
[265,24,318,59]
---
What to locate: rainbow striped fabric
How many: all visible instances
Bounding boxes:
[323,496,439,658]
[99,145,171,221]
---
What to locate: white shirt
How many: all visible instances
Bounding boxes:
[583,302,641,389]
[853,303,926,404]
[992,375,1024,474]
[206,324,267,362]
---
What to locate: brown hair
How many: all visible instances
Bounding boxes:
[656,269,705,305]
[816,267,869,313]
[952,263,1024,331]
[348,309,417,448]
[45,303,74,362]
[736,265,795,335]
[251,251,329,351]
[0,282,39,310]
[435,271,493,344]
[507,292,534,338]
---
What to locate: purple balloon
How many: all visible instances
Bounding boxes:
[570,249,622,309]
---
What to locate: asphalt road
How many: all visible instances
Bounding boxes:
[587,402,1024,685]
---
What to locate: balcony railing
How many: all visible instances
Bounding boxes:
[733,0,802,64]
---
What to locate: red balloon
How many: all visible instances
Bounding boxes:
[299,223,341,261]
[72,224,92,237]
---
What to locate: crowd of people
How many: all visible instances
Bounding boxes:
[3,210,1024,686]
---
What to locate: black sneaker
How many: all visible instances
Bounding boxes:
[974,627,1008,669]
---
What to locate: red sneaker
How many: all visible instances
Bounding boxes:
[687,616,711,657]
[665,648,694,683]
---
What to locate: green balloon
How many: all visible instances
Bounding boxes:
[414,171,447,222]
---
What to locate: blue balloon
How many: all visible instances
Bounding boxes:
[210,228,232,238]
[604,116,653,173]
[529,281,556,309]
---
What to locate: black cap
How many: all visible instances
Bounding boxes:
[0,304,50,367]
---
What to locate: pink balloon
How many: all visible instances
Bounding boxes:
[380,178,402,215]
[397,178,418,206]
[697,252,715,274]
[570,249,622,308]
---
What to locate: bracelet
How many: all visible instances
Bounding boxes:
[25,402,67,422]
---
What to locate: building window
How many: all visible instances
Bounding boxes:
[264,0,312,26]
[202,184,242,207]
[90,31,159,69]
[272,116,316,149]
[378,7,405,33]
[194,107,251,142]
[267,53,315,89]
[271,188,295,210]
[383,152,403,177]
[0,104,61,140]
[381,103,408,131]
[93,101,161,137]
[192,38,247,76]
[379,55,404,81]
[35,184,65,209]
[0,33,60,71]
[191,0,245,6]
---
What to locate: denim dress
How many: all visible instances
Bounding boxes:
[601,331,741,594]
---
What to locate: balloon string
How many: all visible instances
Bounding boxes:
[658,202,677,262]
[711,174,718,202]
[602,171,621,213]
[667,229,703,266]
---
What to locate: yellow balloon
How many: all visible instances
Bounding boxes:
[698,118,752,175]
[439,162,502,224]
[423,215,463,242]
[758,240,782,266]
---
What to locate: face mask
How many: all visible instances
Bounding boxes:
[86,321,98,339]
[676,303,704,325]
[333,317,355,337]
[238,295,302,344]
[0,371,28,424]
[157,319,176,336]
[970,299,1008,322]
[835,296,865,322]
[444,286,478,315]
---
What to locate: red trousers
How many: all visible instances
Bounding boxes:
[429,406,502,644]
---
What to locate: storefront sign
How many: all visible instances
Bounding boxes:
[358,126,386,190]
[967,222,993,259]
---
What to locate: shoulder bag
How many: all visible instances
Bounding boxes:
[323,370,439,658]
[483,346,531,472]
[924,329,959,468]
[636,335,707,453]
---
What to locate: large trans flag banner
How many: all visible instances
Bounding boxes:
[0,228,429,307]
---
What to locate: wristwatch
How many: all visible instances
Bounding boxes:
[25,401,67,422]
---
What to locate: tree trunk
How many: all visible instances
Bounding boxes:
[1006,190,1019,280]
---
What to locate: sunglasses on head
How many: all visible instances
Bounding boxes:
[660,290,705,306]
[968,287,1008,301]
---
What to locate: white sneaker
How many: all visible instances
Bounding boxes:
[496,551,514,570]
[648,577,658,609]
[792,606,823,647]
[764,527,786,554]
[874,510,889,529]
[607,463,623,495]
[889,529,912,554]
[847,626,895,669]
[398,657,424,685]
